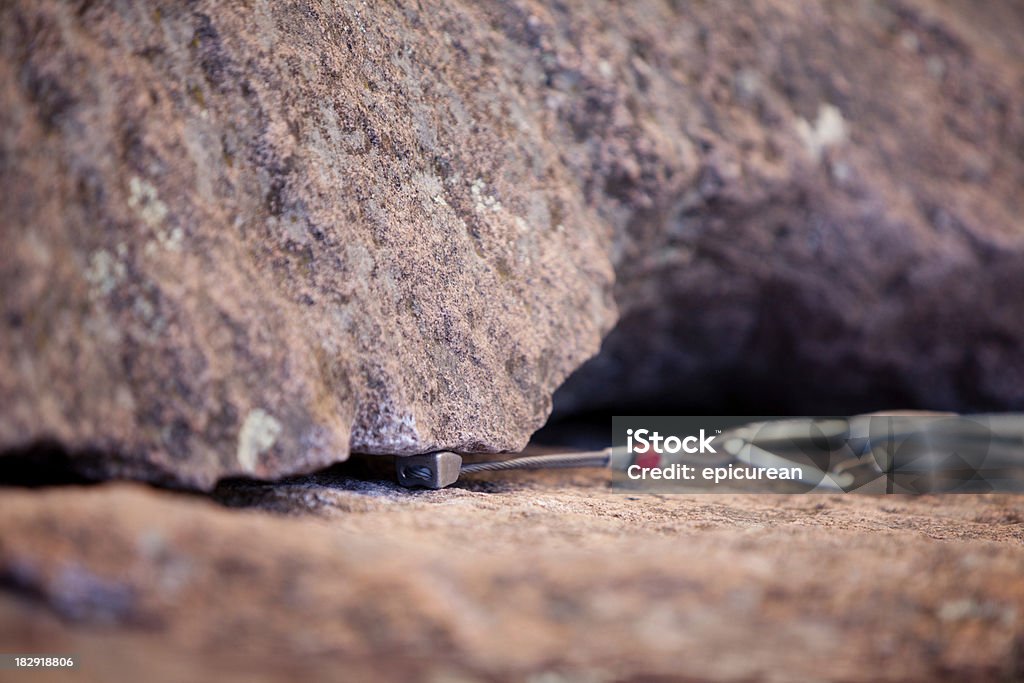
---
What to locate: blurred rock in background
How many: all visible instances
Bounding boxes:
[553,0,1024,419]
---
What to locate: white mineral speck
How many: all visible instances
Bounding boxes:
[237,409,283,473]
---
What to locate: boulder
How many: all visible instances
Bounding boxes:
[0,1,617,488]
[2,1,1023,488]
[552,0,1024,416]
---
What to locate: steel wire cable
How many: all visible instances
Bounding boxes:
[459,450,611,473]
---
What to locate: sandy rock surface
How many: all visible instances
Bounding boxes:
[2,467,1023,682]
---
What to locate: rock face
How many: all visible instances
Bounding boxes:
[3,477,1024,681]
[1,1,618,488]
[2,1,1024,487]
[551,0,1024,416]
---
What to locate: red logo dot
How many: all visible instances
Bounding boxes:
[634,447,660,469]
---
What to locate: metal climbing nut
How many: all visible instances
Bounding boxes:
[395,451,463,489]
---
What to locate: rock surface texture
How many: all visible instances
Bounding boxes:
[1,0,617,488]
[2,470,1023,681]
[2,1,1024,487]
[549,0,1024,416]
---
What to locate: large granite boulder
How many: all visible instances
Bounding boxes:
[0,1,617,488]
[2,0,1023,488]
